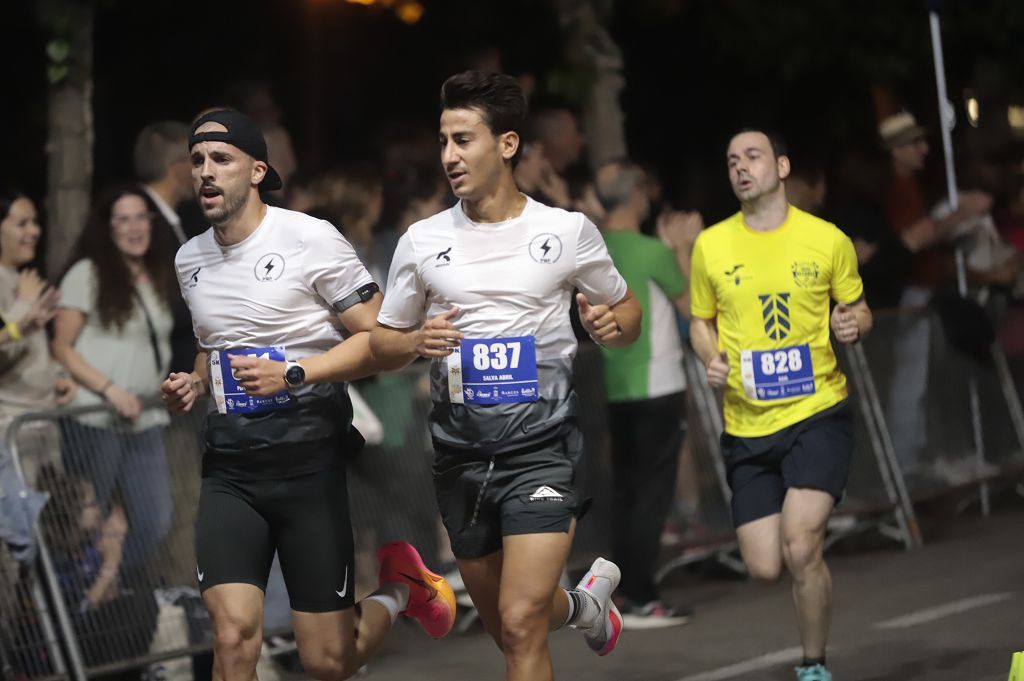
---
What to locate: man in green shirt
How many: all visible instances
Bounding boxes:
[594,160,701,628]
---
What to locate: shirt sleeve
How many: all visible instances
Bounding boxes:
[650,241,687,299]
[302,221,376,306]
[58,260,96,314]
[688,235,717,319]
[377,231,426,329]
[830,229,865,304]
[571,216,628,305]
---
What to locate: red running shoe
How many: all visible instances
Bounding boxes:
[378,542,456,639]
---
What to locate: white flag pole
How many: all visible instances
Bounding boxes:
[928,4,966,295]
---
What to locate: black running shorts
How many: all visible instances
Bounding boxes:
[194,446,355,613]
[433,427,586,559]
[720,399,854,528]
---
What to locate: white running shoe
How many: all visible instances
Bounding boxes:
[574,557,623,656]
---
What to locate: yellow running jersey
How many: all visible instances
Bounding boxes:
[690,206,864,437]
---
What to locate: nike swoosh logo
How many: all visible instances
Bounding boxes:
[197,568,204,582]
[725,264,744,276]
[398,570,436,599]
[336,566,349,598]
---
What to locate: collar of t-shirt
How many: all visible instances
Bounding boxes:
[454,195,534,230]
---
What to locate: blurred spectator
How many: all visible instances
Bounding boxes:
[309,164,386,281]
[37,465,127,610]
[531,106,586,175]
[352,162,449,574]
[593,159,695,627]
[226,80,298,190]
[832,151,916,309]
[515,136,572,209]
[133,121,200,244]
[51,186,175,570]
[785,159,828,216]
[881,111,993,291]
[36,464,158,671]
[134,121,201,374]
[0,191,75,484]
[377,163,449,279]
[879,111,993,487]
[284,168,319,214]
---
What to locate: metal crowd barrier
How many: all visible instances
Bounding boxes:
[0,365,454,681]
[855,306,1024,512]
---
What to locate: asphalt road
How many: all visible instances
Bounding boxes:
[336,497,1023,681]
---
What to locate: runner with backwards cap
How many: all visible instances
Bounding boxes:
[161,108,456,681]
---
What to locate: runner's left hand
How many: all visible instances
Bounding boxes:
[830,303,859,344]
[577,293,621,345]
[229,354,286,396]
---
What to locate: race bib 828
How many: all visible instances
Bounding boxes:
[740,344,815,401]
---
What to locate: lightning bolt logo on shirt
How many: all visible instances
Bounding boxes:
[254,253,285,282]
[529,233,562,264]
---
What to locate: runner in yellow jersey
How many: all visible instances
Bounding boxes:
[689,129,872,681]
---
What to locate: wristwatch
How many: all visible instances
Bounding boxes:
[284,360,306,389]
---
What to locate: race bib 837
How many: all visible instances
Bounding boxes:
[447,336,539,405]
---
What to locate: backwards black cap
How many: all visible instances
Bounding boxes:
[189,109,283,191]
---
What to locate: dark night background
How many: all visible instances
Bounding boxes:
[4,0,1024,224]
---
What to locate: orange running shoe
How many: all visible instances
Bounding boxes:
[378,541,456,639]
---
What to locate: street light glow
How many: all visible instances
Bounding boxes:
[966,97,979,127]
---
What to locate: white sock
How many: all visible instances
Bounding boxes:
[565,588,602,630]
[364,582,410,624]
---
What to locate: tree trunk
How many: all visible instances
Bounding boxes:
[555,0,628,171]
[44,2,94,277]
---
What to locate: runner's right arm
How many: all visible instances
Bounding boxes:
[688,234,729,388]
[161,350,208,414]
[369,309,465,369]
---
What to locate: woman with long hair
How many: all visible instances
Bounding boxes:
[51,185,177,570]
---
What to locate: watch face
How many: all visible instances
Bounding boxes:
[286,365,305,386]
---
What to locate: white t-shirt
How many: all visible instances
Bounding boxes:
[175,206,374,456]
[59,260,173,431]
[176,206,374,359]
[379,197,627,451]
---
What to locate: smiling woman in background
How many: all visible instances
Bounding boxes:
[51,185,177,571]
[0,189,76,483]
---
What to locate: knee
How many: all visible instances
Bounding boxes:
[746,559,784,584]
[301,653,359,681]
[782,535,823,578]
[499,603,548,654]
[212,615,261,658]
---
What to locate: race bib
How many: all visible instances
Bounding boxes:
[447,336,539,405]
[210,347,293,415]
[740,344,815,401]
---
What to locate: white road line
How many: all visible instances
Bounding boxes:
[872,592,1017,630]
[673,647,804,681]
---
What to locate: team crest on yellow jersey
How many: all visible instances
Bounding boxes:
[759,292,791,341]
[791,261,820,288]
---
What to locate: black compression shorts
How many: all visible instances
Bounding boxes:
[195,446,355,612]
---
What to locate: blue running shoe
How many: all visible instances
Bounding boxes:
[795,663,832,681]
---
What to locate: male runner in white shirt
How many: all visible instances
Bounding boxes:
[370,72,642,681]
